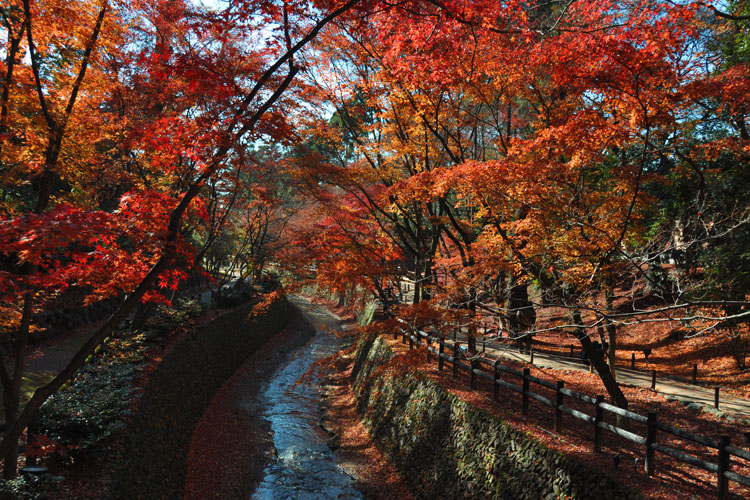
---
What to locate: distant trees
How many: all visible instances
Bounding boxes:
[289,0,750,407]
[0,0,362,477]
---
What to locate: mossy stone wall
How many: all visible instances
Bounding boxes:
[353,335,643,500]
[110,293,290,500]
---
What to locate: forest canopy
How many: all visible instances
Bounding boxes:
[1,0,749,477]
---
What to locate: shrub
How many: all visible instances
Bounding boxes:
[32,334,149,458]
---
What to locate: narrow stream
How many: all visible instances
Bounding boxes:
[252,301,362,500]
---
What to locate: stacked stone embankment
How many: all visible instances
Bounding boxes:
[352,333,643,500]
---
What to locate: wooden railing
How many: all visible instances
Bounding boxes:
[395,322,750,500]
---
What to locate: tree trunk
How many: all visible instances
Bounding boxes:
[573,310,628,409]
[605,286,617,381]
[467,286,477,352]
[507,278,535,353]
[413,257,429,304]
[131,301,155,330]
[2,404,18,479]
[2,292,32,478]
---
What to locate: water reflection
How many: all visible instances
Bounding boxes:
[252,303,362,500]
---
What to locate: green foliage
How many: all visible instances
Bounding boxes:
[0,476,47,500]
[0,476,46,500]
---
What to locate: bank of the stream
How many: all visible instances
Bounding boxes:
[350,333,643,500]
[110,291,290,499]
[184,298,318,499]
[185,295,404,500]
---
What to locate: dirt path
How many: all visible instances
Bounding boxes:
[449,330,750,421]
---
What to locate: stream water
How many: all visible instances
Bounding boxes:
[252,301,362,500]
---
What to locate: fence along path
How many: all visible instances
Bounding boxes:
[447,327,750,420]
[394,322,750,500]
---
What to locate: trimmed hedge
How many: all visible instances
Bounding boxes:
[109,292,290,500]
[353,336,643,500]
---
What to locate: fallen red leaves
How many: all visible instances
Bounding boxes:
[530,301,750,399]
[381,337,750,500]
[322,349,416,500]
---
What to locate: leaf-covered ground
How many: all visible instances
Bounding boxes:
[525,302,750,399]
[377,333,750,500]
[321,350,417,500]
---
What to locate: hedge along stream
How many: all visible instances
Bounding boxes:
[110,292,290,500]
[352,333,644,500]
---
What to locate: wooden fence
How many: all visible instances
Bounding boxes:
[395,323,750,500]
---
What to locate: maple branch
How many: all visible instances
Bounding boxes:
[0,363,9,392]
[22,0,55,131]
[0,0,361,466]
[546,0,576,33]
[283,3,294,70]
[61,1,108,128]
[422,0,528,35]
[0,16,25,162]
[697,1,750,21]
[226,0,359,139]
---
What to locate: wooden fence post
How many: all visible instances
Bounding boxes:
[453,343,461,379]
[470,358,478,388]
[593,395,604,453]
[651,370,657,390]
[717,435,730,500]
[438,337,445,371]
[522,368,530,416]
[645,412,657,476]
[554,380,564,433]
[715,387,720,409]
[693,363,697,383]
[631,353,635,369]
[493,360,500,402]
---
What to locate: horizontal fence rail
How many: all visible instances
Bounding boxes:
[394,320,750,500]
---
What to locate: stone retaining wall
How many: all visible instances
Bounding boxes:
[109,292,290,500]
[352,334,643,500]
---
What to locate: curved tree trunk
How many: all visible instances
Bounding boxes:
[573,309,628,409]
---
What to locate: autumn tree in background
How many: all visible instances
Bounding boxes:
[0,0,362,477]
[288,0,750,409]
[201,146,298,288]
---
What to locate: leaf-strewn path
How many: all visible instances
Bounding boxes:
[449,329,750,421]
